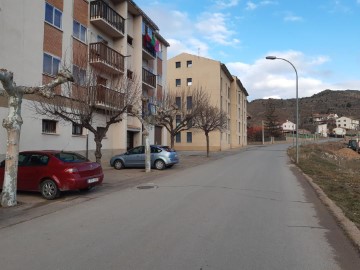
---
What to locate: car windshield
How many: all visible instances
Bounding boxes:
[54,152,88,163]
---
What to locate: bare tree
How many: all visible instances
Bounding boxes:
[193,104,227,157]
[154,88,209,148]
[0,68,73,207]
[32,64,141,163]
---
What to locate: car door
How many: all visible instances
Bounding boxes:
[124,146,144,167]
[18,153,49,191]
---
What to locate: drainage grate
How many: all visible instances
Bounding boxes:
[137,184,157,190]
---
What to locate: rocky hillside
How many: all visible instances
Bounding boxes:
[247,90,360,128]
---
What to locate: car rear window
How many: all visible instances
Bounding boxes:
[54,152,88,163]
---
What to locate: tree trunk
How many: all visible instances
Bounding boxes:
[206,133,210,157]
[170,134,175,148]
[1,95,23,207]
[94,137,102,163]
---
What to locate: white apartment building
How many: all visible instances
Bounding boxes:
[336,116,359,130]
[0,0,169,162]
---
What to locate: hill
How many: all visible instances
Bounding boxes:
[247,90,360,130]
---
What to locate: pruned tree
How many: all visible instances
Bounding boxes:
[32,63,141,164]
[193,104,227,157]
[154,88,209,148]
[0,68,73,207]
[264,99,283,138]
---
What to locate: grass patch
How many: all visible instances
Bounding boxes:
[288,142,360,229]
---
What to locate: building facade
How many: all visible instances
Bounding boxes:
[0,0,169,162]
[281,120,296,133]
[336,116,359,130]
[167,53,248,151]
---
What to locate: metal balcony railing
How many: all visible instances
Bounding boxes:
[89,85,124,109]
[90,0,125,36]
[89,42,124,74]
[142,68,156,88]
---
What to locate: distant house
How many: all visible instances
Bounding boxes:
[336,116,359,130]
[281,120,296,134]
[316,123,328,137]
[311,113,338,124]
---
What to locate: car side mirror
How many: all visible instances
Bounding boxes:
[0,160,5,167]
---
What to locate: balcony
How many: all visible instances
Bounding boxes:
[89,42,125,74]
[90,0,125,38]
[142,34,156,60]
[142,68,156,89]
[89,85,124,110]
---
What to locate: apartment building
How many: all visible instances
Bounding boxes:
[0,0,169,161]
[167,53,248,151]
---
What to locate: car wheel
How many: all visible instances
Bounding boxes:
[154,159,165,170]
[113,160,124,170]
[40,179,59,200]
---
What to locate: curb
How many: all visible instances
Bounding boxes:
[294,163,360,253]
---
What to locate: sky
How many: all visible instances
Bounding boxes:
[135,0,360,101]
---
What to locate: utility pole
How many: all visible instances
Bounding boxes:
[262,120,265,145]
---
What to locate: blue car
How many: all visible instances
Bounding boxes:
[110,145,179,170]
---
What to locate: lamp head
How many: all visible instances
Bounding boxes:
[266,56,277,60]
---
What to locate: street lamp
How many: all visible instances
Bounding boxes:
[266,56,299,163]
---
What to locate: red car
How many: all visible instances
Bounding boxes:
[0,151,104,200]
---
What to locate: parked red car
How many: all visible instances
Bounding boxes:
[0,151,104,200]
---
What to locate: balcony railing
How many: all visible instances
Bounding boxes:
[142,68,156,88]
[89,42,124,74]
[142,35,156,59]
[90,0,125,38]
[89,85,124,110]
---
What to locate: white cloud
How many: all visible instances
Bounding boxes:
[214,0,240,8]
[195,13,238,45]
[246,0,277,10]
[246,1,257,10]
[227,50,360,101]
[284,14,303,22]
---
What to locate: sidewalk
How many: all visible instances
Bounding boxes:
[0,147,249,228]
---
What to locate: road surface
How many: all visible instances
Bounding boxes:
[0,143,359,269]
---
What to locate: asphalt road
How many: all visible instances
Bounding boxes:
[0,143,359,269]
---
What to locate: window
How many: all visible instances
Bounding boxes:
[176,115,181,126]
[127,35,133,46]
[175,132,181,143]
[42,120,57,134]
[73,20,87,43]
[186,96,192,109]
[187,60,192,67]
[73,65,86,86]
[187,132,192,143]
[43,53,60,76]
[127,70,133,79]
[176,79,181,87]
[187,78,192,86]
[72,123,83,135]
[175,97,181,109]
[97,127,107,138]
[45,3,62,29]
[175,61,181,68]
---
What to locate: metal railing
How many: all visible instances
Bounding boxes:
[90,0,125,34]
[142,68,156,88]
[89,42,124,72]
[89,85,124,109]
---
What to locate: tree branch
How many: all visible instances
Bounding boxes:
[0,69,15,95]
[22,69,74,97]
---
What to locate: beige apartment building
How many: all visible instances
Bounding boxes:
[0,0,169,161]
[167,53,248,151]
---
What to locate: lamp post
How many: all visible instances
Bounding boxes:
[266,56,299,163]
